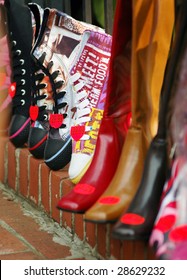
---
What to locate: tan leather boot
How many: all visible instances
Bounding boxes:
[84,0,174,223]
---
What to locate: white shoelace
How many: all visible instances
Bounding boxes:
[71,72,92,140]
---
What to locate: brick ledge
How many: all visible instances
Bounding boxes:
[0,136,155,260]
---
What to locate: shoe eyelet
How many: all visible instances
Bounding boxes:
[20,59,24,65]
[60,79,65,85]
[21,99,25,106]
[22,69,26,75]
[21,89,26,95]
[21,79,25,85]
[16,50,21,55]
[12,40,17,46]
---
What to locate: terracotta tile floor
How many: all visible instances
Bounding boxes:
[0,183,97,260]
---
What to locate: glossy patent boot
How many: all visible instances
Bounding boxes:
[112,0,187,241]
[57,0,132,213]
[85,0,174,222]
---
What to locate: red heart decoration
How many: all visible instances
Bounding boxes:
[29,105,39,121]
[98,196,120,205]
[49,114,64,128]
[70,125,85,141]
[8,82,16,98]
[120,213,145,225]
[74,184,95,195]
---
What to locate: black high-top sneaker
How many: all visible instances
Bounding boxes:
[27,4,51,159]
[5,0,33,147]
[31,8,104,170]
[28,8,61,159]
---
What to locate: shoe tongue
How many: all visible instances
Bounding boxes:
[31,10,36,28]
[28,3,44,47]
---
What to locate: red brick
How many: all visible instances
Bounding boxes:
[133,240,146,259]
[40,163,50,214]
[50,170,68,223]
[29,156,43,205]
[61,178,74,231]
[19,148,30,198]
[0,189,72,260]
[110,235,123,259]
[147,245,156,260]
[74,213,84,240]
[122,240,135,260]
[0,226,28,253]
[0,136,8,183]
[85,221,97,248]
[96,224,107,258]
[7,141,17,190]
[0,251,44,260]
[63,162,70,171]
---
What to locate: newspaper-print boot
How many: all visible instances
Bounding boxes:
[68,31,112,183]
[31,8,106,170]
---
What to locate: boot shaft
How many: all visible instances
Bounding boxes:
[104,0,132,118]
[5,0,33,116]
[169,0,187,157]
[158,0,187,140]
[131,0,174,139]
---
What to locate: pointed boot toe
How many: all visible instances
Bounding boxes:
[84,203,119,223]
[112,213,157,241]
[112,218,152,241]
[57,196,85,214]
[112,224,137,240]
